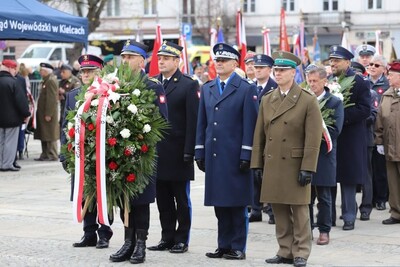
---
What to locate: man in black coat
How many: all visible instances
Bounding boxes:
[147,41,199,253]
[109,40,168,264]
[0,60,30,171]
[329,45,371,231]
[307,67,344,245]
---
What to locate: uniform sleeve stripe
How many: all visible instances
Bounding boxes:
[195,145,204,149]
[242,145,252,150]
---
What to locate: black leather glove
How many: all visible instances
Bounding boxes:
[183,154,194,167]
[61,160,69,173]
[196,159,205,172]
[239,160,250,172]
[298,170,313,186]
[254,168,263,184]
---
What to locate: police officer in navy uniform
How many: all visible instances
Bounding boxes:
[355,44,376,70]
[329,45,371,231]
[249,54,277,224]
[195,43,258,260]
[60,54,114,249]
[147,41,199,253]
[109,40,168,264]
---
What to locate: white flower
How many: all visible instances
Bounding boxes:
[127,104,138,114]
[132,89,141,96]
[67,122,74,130]
[332,92,344,101]
[120,128,131,138]
[143,124,151,133]
[104,68,118,83]
[91,99,99,106]
[327,81,341,94]
[108,91,121,103]
[106,115,114,124]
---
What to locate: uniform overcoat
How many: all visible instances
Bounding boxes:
[156,69,199,181]
[251,83,323,205]
[375,87,400,161]
[336,68,371,185]
[34,73,59,141]
[195,73,259,207]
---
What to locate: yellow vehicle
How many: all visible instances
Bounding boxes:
[187,45,210,65]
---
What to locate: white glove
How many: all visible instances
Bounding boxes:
[377,145,385,155]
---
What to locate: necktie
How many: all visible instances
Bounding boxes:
[257,86,263,95]
[162,79,168,88]
[220,82,225,92]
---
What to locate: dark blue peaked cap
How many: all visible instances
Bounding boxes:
[329,45,354,60]
[253,54,274,67]
[213,43,240,61]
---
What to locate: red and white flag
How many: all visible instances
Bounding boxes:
[262,28,271,56]
[236,9,247,71]
[178,34,189,74]
[208,27,217,80]
[149,24,163,76]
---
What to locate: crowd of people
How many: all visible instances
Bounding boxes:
[1,39,400,267]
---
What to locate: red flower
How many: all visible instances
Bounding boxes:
[109,161,118,170]
[126,173,136,182]
[141,144,148,153]
[68,127,75,138]
[124,148,132,156]
[67,143,73,152]
[87,123,95,131]
[108,137,117,146]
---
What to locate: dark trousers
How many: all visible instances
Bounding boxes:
[341,184,358,222]
[372,147,388,204]
[331,186,337,224]
[83,203,113,240]
[310,186,332,233]
[214,206,248,252]
[251,170,262,213]
[156,180,192,245]
[360,147,373,214]
[120,204,150,232]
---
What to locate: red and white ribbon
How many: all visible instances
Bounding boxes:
[322,120,332,153]
[72,76,115,226]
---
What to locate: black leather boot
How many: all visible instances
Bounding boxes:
[109,227,135,262]
[129,229,147,264]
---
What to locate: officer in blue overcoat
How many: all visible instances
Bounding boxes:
[195,43,258,260]
[329,45,371,231]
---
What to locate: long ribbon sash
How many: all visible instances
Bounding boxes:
[322,120,332,153]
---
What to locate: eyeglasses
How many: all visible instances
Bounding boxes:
[369,63,382,68]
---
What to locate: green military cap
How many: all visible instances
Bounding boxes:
[103,54,114,63]
[272,51,301,69]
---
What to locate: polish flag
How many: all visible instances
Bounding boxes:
[236,9,247,71]
[179,35,189,74]
[262,28,271,56]
[149,24,163,76]
[208,27,217,80]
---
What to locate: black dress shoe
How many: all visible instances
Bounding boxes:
[205,248,229,258]
[294,257,307,267]
[222,250,246,260]
[13,162,21,169]
[169,243,188,253]
[360,212,370,221]
[73,235,97,247]
[249,212,262,222]
[265,255,294,264]
[376,202,386,210]
[3,167,20,172]
[34,157,48,161]
[147,240,174,251]
[96,237,110,249]
[268,216,275,224]
[342,221,354,230]
[382,217,400,225]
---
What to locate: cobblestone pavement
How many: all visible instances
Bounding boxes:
[1,140,400,266]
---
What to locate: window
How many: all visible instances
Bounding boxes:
[106,0,120,17]
[144,0,157,15]
[243,0,255,13]
[368,0,382,9]
[50,48,61,61]
[323,0,338,11]
[183,0,195,15]
[282,0,295,12]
